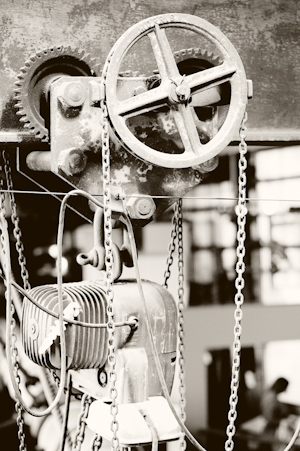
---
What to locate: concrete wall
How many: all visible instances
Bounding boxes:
[0,0,300,139]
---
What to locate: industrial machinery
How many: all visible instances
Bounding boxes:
[0,11,254,451]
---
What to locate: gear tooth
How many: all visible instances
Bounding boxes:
[77,49,85,58]
[23,122,34,129]
[19,66,28,74]
[19,115,29,123]
[16,109,26,117]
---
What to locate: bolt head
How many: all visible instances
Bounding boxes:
[97,368,108,387]
[64,83,86,107]
[125,196,156,220]
[136,198,152,216]
[29,318,39,340]
[58,148,88,176]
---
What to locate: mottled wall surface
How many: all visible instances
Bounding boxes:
[0,0,300,140]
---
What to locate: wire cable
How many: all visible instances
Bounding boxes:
[283,417,300,451]
[3,187,300,203]
[0,273,134,329]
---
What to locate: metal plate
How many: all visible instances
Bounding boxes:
[0,0,299,142]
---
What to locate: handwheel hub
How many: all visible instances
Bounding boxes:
[169,78,191,104]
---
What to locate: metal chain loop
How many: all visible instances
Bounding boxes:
[92,434,103,451]
[225,111,248,451]
[177,199,187,451]
[163,203,178,288]
[2,150,30,290]
[72,394,92,451]
[0,159,27,451]
[101,50,120,451]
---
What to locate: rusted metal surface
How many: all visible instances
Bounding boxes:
[0,0,300,141]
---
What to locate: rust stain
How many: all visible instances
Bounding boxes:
[1,0,300,135]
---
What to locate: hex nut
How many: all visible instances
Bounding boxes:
[58,148,88,176]
[125,196,156,219]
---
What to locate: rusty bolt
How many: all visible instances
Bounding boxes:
[63,82,86,107]
[58,148,88,176]
[125,196,156,220]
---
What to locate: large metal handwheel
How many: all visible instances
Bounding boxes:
[105,13,249,169]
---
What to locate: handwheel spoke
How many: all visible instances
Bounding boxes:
[187,63,236,95]
[148,24,180,81]
[116,84,168,118]
[172,104,202,156]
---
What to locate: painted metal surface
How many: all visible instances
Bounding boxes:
[22,279,177,400]
[0,0,299,141]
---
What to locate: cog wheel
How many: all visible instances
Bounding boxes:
[14,46,101,141]
[174,47,222,70]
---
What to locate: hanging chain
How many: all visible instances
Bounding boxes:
[2,150,30,290]
[163,202,178,289]
[0,156,27,451]
[177,199,187,451]
[72,394,92,451]
[163,200,187,449]
[101,50,120,451]
[225,111,248,451]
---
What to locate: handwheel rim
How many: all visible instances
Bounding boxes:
[105,13,248,169]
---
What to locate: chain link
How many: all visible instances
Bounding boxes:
[72,394,92,451]
[225,111,248,451]
[91,434,103,451]
[101,51,120,451]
